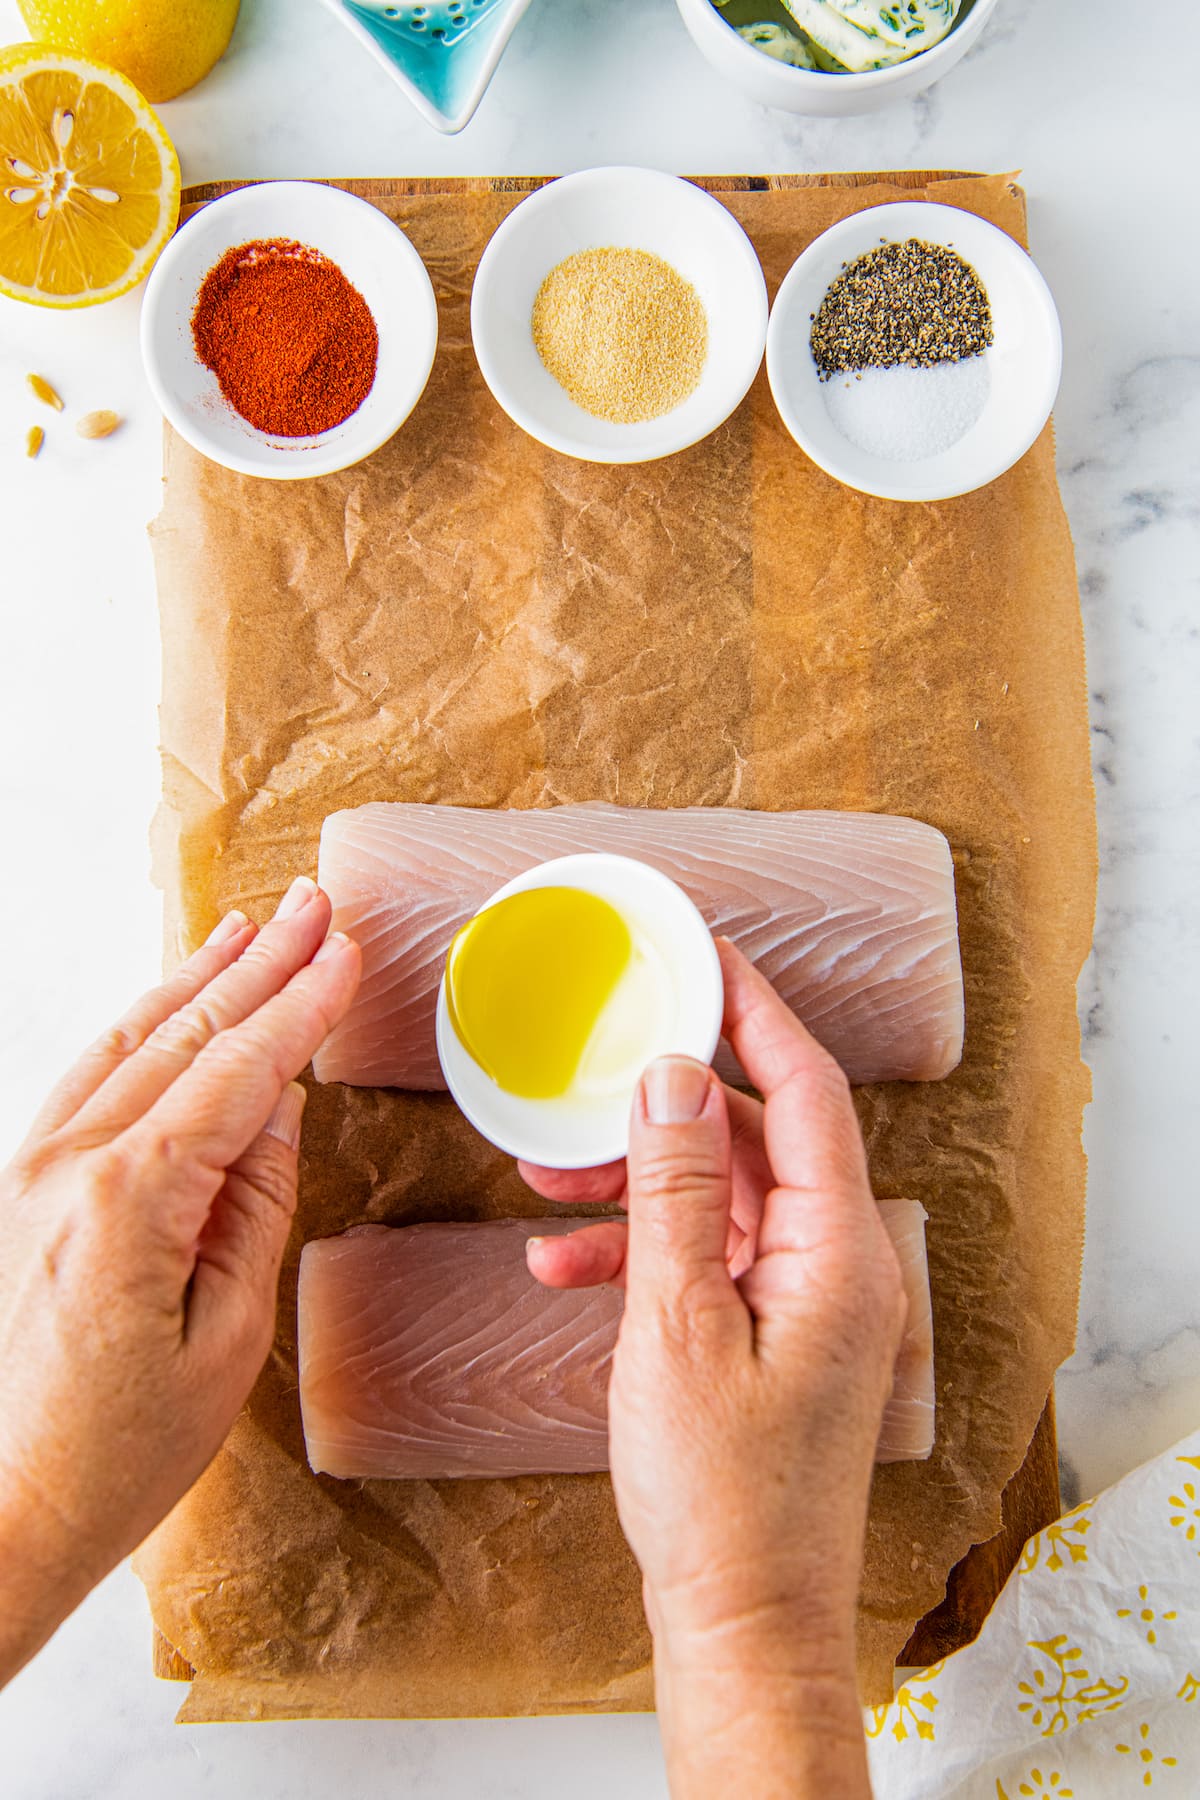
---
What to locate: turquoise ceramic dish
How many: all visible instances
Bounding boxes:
[317,0,533,133]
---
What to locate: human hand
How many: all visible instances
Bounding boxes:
[522,939,906,1798]
[0,879,360,1686]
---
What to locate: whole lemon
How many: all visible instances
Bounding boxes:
[16,0,241,101]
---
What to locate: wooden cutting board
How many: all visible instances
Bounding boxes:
[149,170,1065,1693]
[152,1395,1059,1682]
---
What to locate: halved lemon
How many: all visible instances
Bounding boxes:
[0,43,180,308]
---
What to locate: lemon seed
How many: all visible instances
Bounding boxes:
[25,424,44,458]
[27,372,63,411]
[76,409,121,439]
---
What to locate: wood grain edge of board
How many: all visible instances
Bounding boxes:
[150,1395,1059,1689]
[902,1393,1060,1667]
[152,1632,196,1682]
[178,168,1011,214]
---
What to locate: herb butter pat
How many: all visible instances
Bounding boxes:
[736,20,818,65]
[718,0,963,73]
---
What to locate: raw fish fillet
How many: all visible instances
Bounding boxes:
[298,1220,620,1480]
[312,803,963,1090]
[297,1207,936,1482]
[875,1200,936,1464]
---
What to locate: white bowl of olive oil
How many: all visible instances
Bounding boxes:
[436,853,724,1169]
[673,0,1001,117]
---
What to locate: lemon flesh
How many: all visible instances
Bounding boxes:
[16,0,240,102]
[0,45,180,307]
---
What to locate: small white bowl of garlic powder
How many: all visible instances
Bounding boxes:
[674,0,1001,116]
[470,166,768,465]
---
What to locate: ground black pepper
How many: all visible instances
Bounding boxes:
[809,237,993,381]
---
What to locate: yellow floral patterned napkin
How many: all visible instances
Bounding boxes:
[866,1429,1200,1796]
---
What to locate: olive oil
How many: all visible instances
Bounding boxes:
[446,887,633,1100]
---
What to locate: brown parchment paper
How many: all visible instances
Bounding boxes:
[134,172,1095,1719]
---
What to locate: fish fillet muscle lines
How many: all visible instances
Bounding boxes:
[312,803,964,1090]
[298,1219,620,1481]
[297,1206,936,1482]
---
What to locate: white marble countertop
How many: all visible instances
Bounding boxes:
[0,0,1195,1791]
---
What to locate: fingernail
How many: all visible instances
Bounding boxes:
[264,1080,306,1152]
[205,909,249,946]
[526,1236,545,1252]
[275,875,318,921]
[313,930,353,964]
[642,1056,711,1125]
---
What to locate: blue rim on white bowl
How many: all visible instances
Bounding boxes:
[470,166,769,466]
[140,180,439,482]
[436,852,724,1169]
[766,200,1062,503]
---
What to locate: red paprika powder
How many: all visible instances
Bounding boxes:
[192,238,379,438]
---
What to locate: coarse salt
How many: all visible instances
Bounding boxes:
[822,353,990,463]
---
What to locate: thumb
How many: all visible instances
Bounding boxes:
[625,1057,739,1325]
[189,1081,306,1349]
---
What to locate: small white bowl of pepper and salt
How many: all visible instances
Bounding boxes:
[470,166,768,465]
[766,201,1061,503]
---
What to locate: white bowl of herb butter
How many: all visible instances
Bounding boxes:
[766,202,1061,503]
[674,0,1001,116]
[470,167,768,465]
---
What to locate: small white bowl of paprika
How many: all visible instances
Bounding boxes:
[141,180,438,481]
